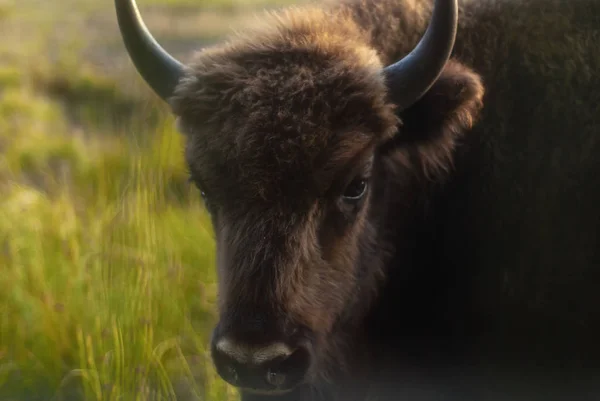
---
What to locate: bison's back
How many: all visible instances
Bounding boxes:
[433,0,600,396]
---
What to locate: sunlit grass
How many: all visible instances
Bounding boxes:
[0,60,241,399]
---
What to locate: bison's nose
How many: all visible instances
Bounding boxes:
[210,336,311,393]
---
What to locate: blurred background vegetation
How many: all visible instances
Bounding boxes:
[0,0,308,399]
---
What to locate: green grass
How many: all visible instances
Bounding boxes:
[0,0,308,399]
[0,58,233,401]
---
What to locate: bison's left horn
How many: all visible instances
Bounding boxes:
[383,0,458,111]
[115,0,185,102]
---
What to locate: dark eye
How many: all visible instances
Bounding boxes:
[342,177,368,201]
[188,176,213,213]
[199,189,213,212]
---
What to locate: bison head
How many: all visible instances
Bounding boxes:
[115,0,483,396]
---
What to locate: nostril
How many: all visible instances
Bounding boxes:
[261,346,311,390]
[266,369,286,387]
[224,365,239,385]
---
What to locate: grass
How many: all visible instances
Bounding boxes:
[0,0,309,399]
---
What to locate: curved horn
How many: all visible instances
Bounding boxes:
[115,0,186,102]
[383,0,458,111]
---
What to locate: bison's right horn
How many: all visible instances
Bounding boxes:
[115,0,186,102]
[383,0,458,111]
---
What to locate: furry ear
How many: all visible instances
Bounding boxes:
[391,59,485,179]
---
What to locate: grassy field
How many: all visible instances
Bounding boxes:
[0,0,308,399]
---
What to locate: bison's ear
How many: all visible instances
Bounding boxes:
[392,59,484,179]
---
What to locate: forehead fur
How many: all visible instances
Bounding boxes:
[170,5,399,209]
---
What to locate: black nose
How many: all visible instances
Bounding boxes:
[210,334,311,393]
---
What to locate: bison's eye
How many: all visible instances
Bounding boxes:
[188,175,214,214]
[199,190,214,214]
[342,177,368,202]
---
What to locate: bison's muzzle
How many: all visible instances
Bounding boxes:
[210,320,313,394]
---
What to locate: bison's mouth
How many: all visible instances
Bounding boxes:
[241,387,295,396]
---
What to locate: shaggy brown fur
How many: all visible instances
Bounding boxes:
[167,0,600,400]
[172,0,481,385]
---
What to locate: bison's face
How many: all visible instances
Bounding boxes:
[172,34,399,394]
[169,15,485,399]
[194,148,381,395]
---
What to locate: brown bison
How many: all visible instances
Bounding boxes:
[115,0,600,399]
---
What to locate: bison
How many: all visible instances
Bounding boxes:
[115,0,600,399]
